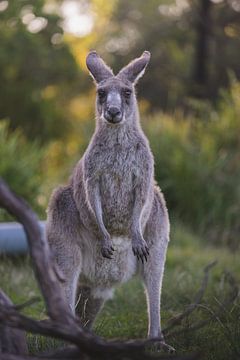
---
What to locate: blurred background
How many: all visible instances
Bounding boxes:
[0,0,240,251]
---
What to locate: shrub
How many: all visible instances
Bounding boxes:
[0,121,45,220]
[144,81,240,248]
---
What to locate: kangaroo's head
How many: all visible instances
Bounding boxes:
[86,51,151,125]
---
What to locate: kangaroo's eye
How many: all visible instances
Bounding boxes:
[123,89,132,98]
[98,89,106,100]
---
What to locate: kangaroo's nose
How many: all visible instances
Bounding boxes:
[105,106,122,123]
[108,106,121,117]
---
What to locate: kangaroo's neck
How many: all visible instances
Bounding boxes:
[94,109,143,147]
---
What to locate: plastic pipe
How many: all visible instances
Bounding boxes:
[0,221,46,255]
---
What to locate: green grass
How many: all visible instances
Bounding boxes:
[1,223,239,359]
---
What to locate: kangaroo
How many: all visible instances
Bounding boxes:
[46,51,174,352]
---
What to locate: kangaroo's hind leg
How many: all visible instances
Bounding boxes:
[75,285,105,329]
[142,187,175,353]
[46,185,82,313]
[48,232,82,312]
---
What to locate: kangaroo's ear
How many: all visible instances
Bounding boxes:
[86,51,114,84]
[117,51,151,84]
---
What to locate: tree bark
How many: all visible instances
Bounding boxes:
[193,0,212,97]
[0,291,28,355]
[0,179,72,324]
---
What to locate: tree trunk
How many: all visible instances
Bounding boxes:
[192,0,212,97]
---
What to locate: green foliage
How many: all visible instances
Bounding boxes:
[144,81,240,248]
[0,0,81,143]
[0,121,45,220]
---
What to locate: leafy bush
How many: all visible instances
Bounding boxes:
[144,81,240,248]
[0,121,45,220]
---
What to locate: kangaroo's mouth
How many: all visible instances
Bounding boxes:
[101,112,125,125]
[106,117,122,124]
[104,111,123,124]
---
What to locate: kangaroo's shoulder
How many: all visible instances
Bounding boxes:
[47,184,77,218]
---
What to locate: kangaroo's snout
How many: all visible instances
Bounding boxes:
[105,106,122,124]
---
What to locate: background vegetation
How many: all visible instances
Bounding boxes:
[0,0,240,358]
[1,0,240,248]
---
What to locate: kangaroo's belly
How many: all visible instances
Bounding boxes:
[81,236,136,288]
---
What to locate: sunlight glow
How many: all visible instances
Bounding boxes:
[159,0,189,17]
[60,0,94,37]
[0,1,8,12]
[27,17,48,33]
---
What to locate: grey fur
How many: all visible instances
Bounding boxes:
[46,51,172,348]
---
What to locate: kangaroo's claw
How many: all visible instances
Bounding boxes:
[101,244,114,259]
[132,240,149,263]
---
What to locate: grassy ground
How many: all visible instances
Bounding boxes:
[0,223,239,359]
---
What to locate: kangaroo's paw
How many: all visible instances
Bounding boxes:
[101,240,115,259]
[132,237,149,263]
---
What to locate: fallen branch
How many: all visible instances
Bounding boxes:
[163,261,217,334]
[0,179,72,324]
[0,290,28,356]
[164,269,239,340]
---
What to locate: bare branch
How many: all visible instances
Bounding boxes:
[164,269,239,340]
[0,303,201,360]
[14,297,41,312]
[0,355,42,360]
[163,261,217,334]
[0,179,72,323]
[0,290,28,355]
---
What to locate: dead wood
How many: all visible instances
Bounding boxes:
[0,290,28,356]
[164,269,239,340]
[0,179,72,324]
[163,260,217,334]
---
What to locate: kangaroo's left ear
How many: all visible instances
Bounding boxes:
[117,51,151,84]
[86,51,114,83]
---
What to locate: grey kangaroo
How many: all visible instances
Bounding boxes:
[46,50,174,352]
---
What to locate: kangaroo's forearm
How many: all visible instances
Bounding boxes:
[86,178,114,259]
[86,179,109,239]
[131,197,144,236]
[130,188,149,261]
[130,185,148,240]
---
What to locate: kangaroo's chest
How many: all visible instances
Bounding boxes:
[85,142,147,234]
[100,147,136,195]
[99,147,137,229]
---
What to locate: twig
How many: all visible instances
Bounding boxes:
[163,261,217,334]
[164,269,239,340]
[14,297,41,311]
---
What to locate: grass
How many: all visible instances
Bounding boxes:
[1,223,240,359]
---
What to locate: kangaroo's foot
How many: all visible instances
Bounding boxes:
[146,338,175,355]
[132,234,149,263]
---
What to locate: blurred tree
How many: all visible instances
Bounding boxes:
[0,0,82,143]
[94,0,240,111]
[192,0,212,97]
[191,0,240,101]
